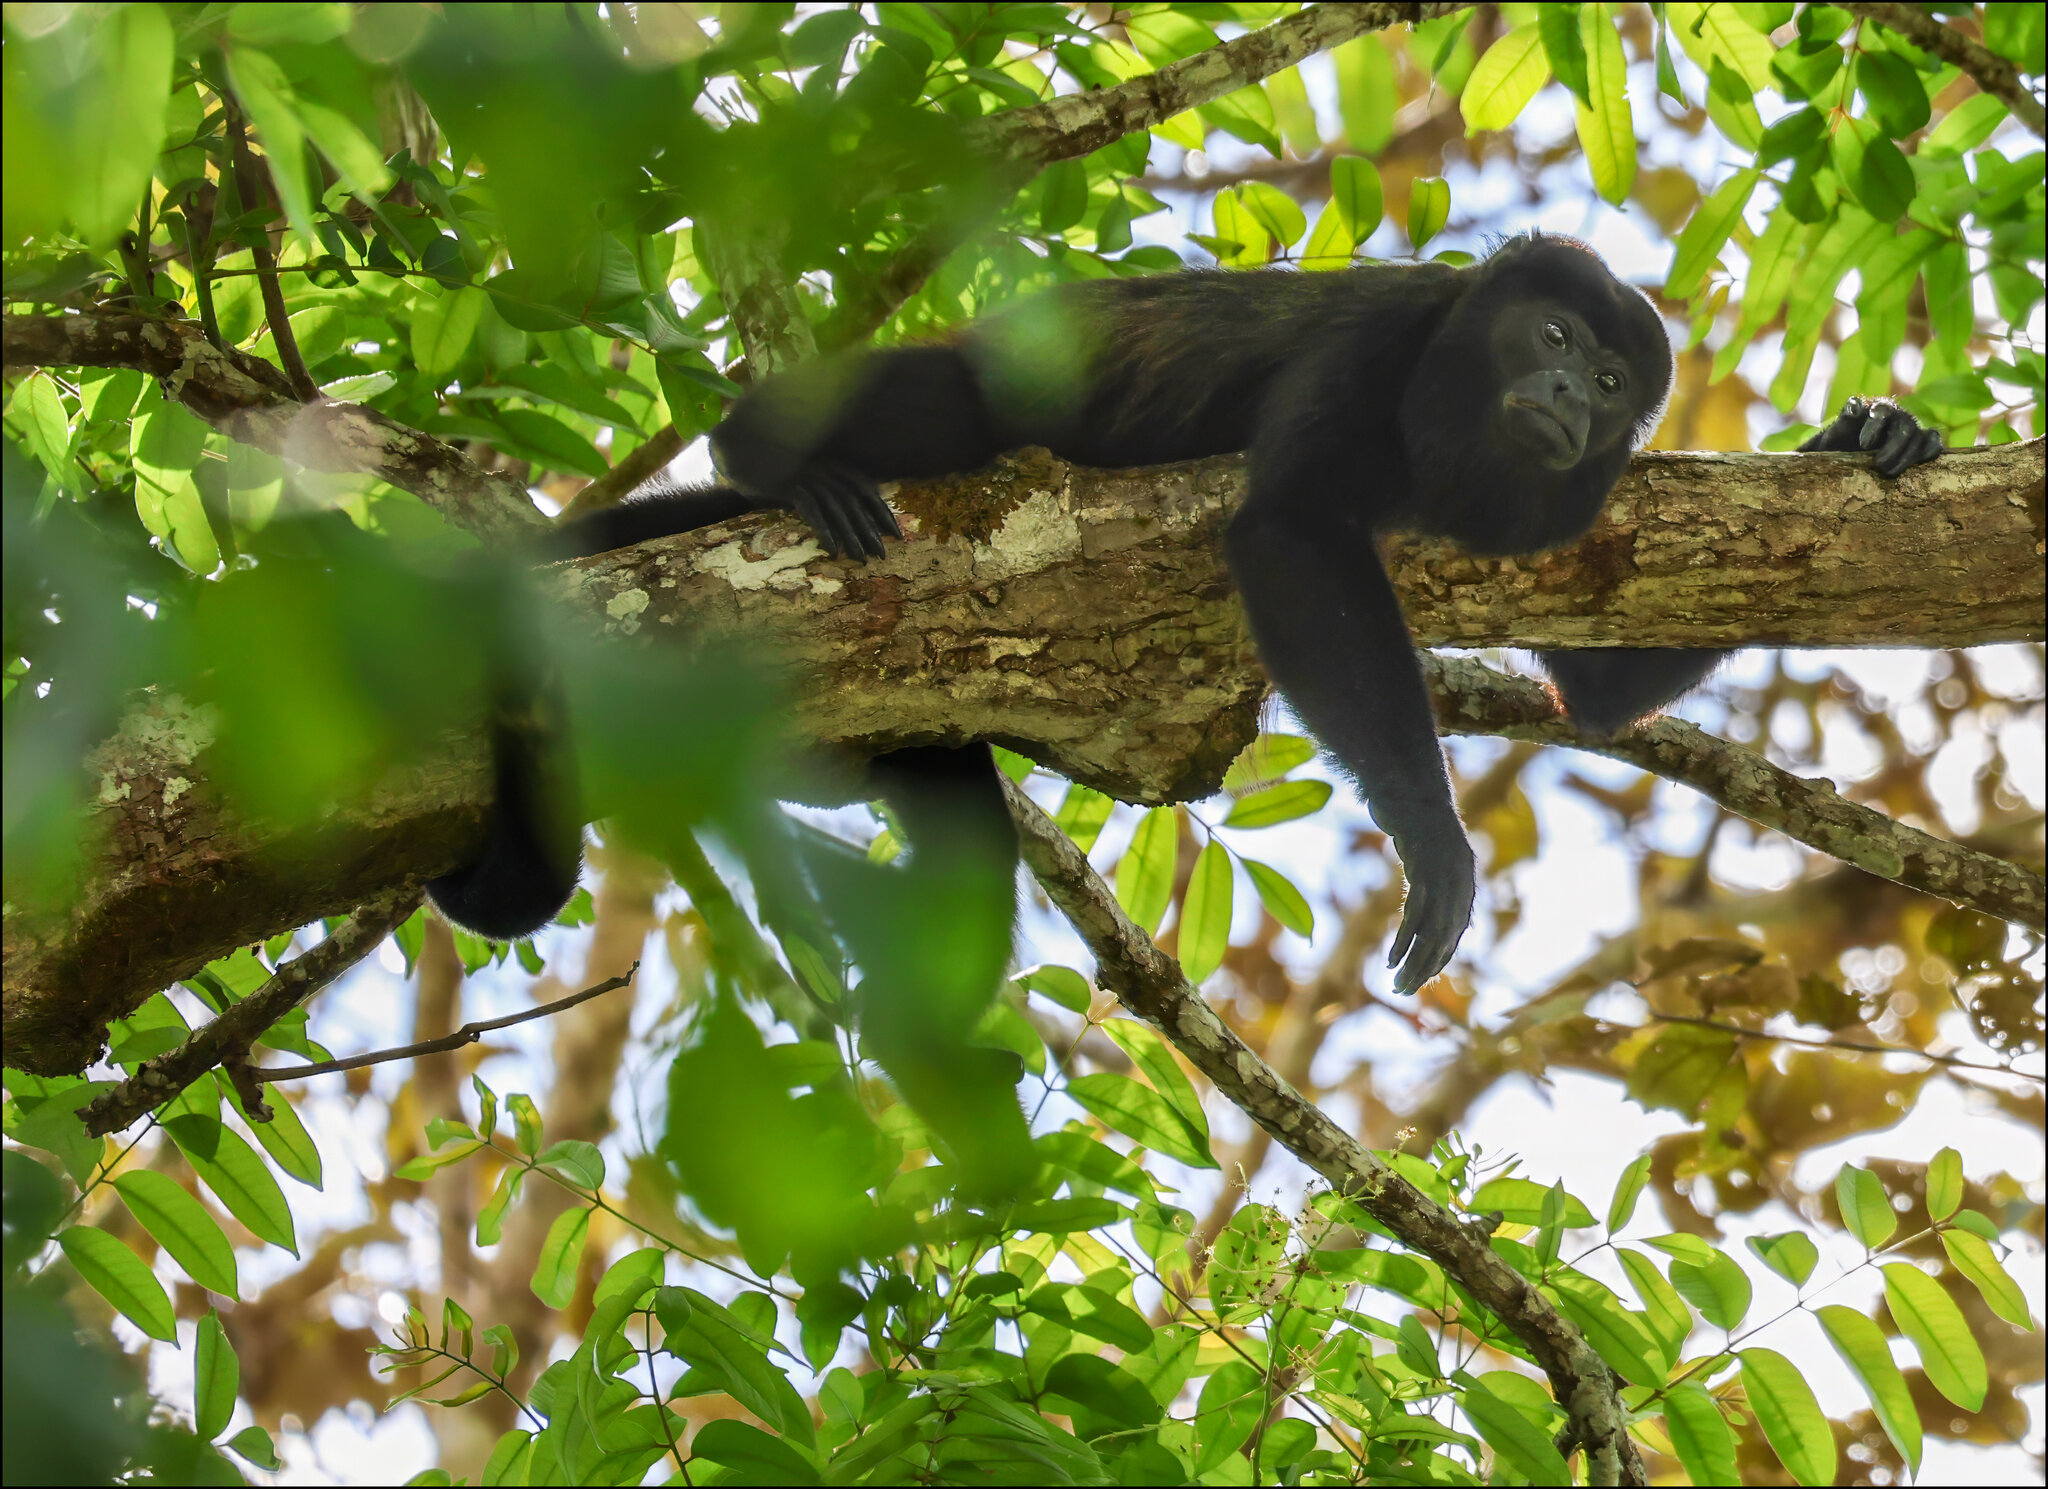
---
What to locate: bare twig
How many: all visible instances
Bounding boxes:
[1642,1011,2045,1084]
[1832,2,2045,137]
[257,962,640,1081]
[224,101,319,401]
[79,886,423,1136]
[1002,774,1648,1486]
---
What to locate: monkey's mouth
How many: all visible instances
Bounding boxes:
[1504,396,1582,466]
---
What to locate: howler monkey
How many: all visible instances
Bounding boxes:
[428,236,1942,993]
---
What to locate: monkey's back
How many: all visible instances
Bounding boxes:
[965,261,1466,468]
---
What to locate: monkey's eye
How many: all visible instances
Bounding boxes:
[1542,320,1569,349]
[1594,370,1622,395]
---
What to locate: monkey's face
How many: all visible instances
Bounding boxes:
[1489,303,1637,471]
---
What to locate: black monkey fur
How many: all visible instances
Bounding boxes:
[428,237,1942,993]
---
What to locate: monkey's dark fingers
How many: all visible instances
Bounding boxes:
[788,488,850,558]
[822,467,893,561]
[862,481,904,544]
[802,476,871,561]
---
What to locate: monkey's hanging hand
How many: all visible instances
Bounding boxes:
[1799,396,1943,478]
[1385,816,1477,995]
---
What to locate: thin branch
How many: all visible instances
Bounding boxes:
[224,101,319,401]
[1421,653,2047,933]
[1642,1011,2046,1084]
[79,885,423,1137]
[256,962,640,1081]
[1000,774,1649,1489]
[559,423,686,518]
[1832,2,2046,137]
[825,2,1472,348]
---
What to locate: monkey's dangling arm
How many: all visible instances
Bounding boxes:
[1224,502,1475,994]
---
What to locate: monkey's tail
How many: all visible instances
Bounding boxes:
[425,483,762,941]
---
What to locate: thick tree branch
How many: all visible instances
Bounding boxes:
[999,775,1648,1488]
[2,313,547,545]
[4,440,2040,1075]
[1832,3,2046,137]
[77,885,421,1137]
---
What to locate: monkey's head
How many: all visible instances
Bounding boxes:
[1402,234,1673,554]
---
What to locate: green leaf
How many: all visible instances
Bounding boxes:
[1298,199,1354,270]
[691,1419,820,1484]
[1746,1232,1818,1287]
[57,1226,175,1342]
[1222,779,1331,828]
[595,1246,666,1308]
[1948,1208,2000,1242]
[130,387,218,573]
[1666,169,1760,299]
[1223,734,1317,792]
[531,1206,591,1309]
[1882,1262,1986,1410]
[1243,859,1313,937]
[1606,1153,1651,1232]
[1327,157,1384,244]
[226,49,315,245]
[1470,1178,1595,1229]
[492,409,609,480]
[482,1429,533,1486]
[1922,93,2006,158]
[113,1170,238,1297]
[1816,1304,1921,1476]
[1669,1248,1750,1330]
[1836,1164,1896,1248]
[1830,114,1915,222]
[1940,1230,2033,1328]
[1015,963,1093,1015]
[476,1166,522,1247]
[537,1139,605,1191]
[1334,35,1396,154]
[1407,176,1451,251]
[231,1085,322,1190]
[1740,1348,1836,1486]
[1662,1381,1738,1489]
[508,1094,543,1155]
[1053,783,1114,854]
[164,1115,297,1257]
[1066,1073,1215,1169]
[1178,842,1233,982]
[394,1138,485,1180]
[1098,1019,1209,1147]
[1458,1373,1569,1484]
[1547,1271,1666,1385]
[413,284,486,383]
[1540,4,1591,103]
[195,1311,239,1441]
[1575,4,1634,206]
[1462,24,1550,133]
[1114,807,1178,935]
[1856,48,1930,137]
[1238,181,1306,249]
[225,1425,281,1471]
[1025,1283,1154,1352]
[1925,1146,1963,1221]
[1615,1248,1692,1363]
[1039,159,1089,236]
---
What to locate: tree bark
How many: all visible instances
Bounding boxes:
[4,438,2041,1075]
